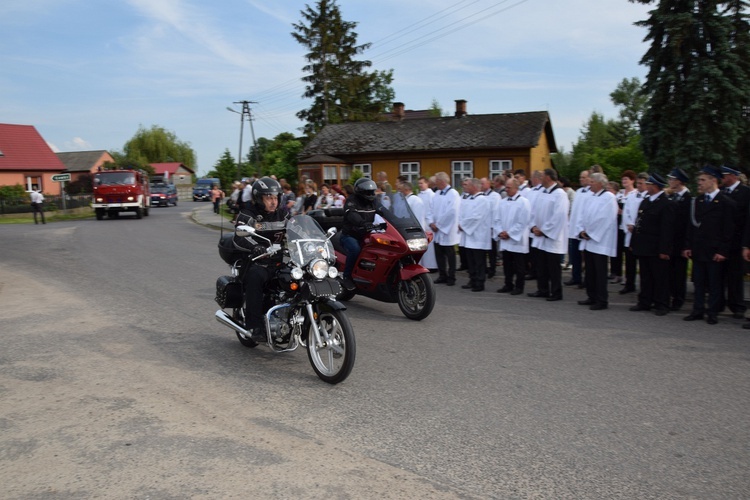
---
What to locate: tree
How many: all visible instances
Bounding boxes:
[102,153,155,177]
[205,149,238,191]
[123,125,197,169]
[609,77,647,140]
[258,133,304,185]
[429,98,444,117]
[630,0,750,172]
[292,0,395,136]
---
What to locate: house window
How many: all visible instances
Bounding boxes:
[399,162,420,184]
[25,176,42,192]
[323,165,337,183]
[353,163,371,179]
[451,161,473,188]
[489,160,513,178]
[339,166,352,182]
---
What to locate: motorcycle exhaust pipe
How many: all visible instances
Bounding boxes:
[215,310,250,336]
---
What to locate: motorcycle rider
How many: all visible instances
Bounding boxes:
[340,177,378,288]
[234,177,288,340]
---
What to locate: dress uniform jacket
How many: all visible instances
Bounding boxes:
[631,193,676,257]
[725,183,750,249]
[668,188,692,256]
[686,192,736,261]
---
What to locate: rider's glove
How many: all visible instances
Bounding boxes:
[252,245,267,257]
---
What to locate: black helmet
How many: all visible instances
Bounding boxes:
[354,178,377,201]
[251,177,281,210]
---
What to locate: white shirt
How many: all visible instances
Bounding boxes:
[622,189,647,246]
[532,184,570,254]
[578,189,619,257]
[568,186,592,239]
[494,193,531,254]
[30,191,44,203]
[429,186,461,246]
[405,193,426,230]
[459,194,492,250]
[418,188,435,228]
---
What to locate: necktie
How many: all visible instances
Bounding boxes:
[440,189,446,195]
[637,193,642,198]
[725,187,732,194]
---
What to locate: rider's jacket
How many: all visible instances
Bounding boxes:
[234,204,288,264]
[342,194,376,239]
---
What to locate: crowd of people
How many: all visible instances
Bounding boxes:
[411,165,750,331]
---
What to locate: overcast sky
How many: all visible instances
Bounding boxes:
[1,0,653,175]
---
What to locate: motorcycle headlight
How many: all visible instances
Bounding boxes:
[291,267,304,280]
[310,259,329,280]
[407,237,428,252]
[328,266,339,279]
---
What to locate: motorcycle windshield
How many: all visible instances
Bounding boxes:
[285,215,335,268]
[375,192,426,240]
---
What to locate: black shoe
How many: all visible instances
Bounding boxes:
[434,277,447,284]
[629,304,651,312]
[578,299,595,306]
[341,276,356,291]
[471,286,484,292]
[496,285,513,293]
[525,274,537,280]
[527,291,549,298]
[619,287,635,295]
[446,280,455,286]
[457,267,468,272]
[684,312,704,321]
[563,280,580,286]
[731,311,746,319]
[742,322,750,330]
[510,289,524,295]
[706,315,718,325]
[546,295,562,302]
[670,302,683,312]
[247,326,266,342]
[590,303,608,310]
[461,284,474,289]
[654,308,669,316]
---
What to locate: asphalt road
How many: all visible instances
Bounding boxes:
[1,203,749,499]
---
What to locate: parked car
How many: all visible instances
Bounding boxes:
[193,178,220,201]
[150,184,178,207]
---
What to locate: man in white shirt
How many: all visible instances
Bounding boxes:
[494,178,531,294]
[30,188,45,224]
[459,178,492,291]
[565,169,591,287]
[417,176,437,270]
[528,168,570,301]
[428,172,461,286]
[481,177,501,278]
[522,171,545,280]
[576,173,620,310]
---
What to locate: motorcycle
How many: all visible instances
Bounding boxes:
[310,192,436,321]
[214,214,355,384]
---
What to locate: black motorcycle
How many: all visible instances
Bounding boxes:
[215,214,356,384]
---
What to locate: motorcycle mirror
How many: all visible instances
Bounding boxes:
[327,227,337,237]
[236,224,255,237]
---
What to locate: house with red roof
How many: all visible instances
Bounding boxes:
[150,162,195,187]
[0,124,67,194]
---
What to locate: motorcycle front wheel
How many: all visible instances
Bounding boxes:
[397,273,436,321]
[307,304,355,384]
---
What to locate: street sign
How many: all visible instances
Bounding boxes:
[52,173,71,182]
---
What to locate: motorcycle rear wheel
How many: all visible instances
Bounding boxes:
[307,305,355,384]
[397,273,436,321]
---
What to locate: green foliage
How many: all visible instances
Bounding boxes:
[65,173,93,195]
[123,125,197,169]
[259,133,304,186]
[205,149,238,191]
[631,0,750,172]
[429,98,444,117]
[0,184,28,200]
[292,0,396,136]
[349,169,364,184]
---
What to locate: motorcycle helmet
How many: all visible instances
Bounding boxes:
[354,178,377,202]
[251,176,281,211]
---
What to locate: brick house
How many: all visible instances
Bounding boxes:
[56,150,115,181]
[0,123,67,194]
[150,162,195,187]
[298,100,558,188]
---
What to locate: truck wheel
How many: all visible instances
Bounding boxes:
[95,209,104,220]
[144,207,150,217]
[135,207,143,219]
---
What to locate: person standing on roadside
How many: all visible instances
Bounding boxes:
[30,188,45,224]
[210,184,225,214]
[429,172,461,286]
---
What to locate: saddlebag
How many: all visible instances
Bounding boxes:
[215,275,243,309]
[218,233,246,265]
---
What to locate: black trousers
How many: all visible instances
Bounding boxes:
[502,250,526,290]
[583,250,609,305]
[536,250,563,298]
[435,243,457,282]
[636,255,670,310]
[669,254,688,308]
[691,260,725,316]
[458,245,468,270]
[623,245,637,289]
[487,240,498,275]
[466,248,487,287]
[31,202,45,224]
[243,264,272,329]
[722,248,747,314]
[611,227,625,276]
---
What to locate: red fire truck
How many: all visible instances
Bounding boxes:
[92,169,151,220]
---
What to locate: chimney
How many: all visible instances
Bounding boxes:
[393,102,405,120]
[454,99,467,118]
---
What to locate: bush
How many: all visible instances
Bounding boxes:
[0,184,28,201]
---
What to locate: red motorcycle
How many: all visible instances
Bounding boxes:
[309,193,436,321]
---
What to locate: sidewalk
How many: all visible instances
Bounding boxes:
[190,201,231,231]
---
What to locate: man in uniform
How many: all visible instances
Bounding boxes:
[459,178,492,291]
[565,169,591,288]
[666,168,692,311]
[630,173,676,315]
[719,165,750,318]
[683,166,736,325]
[429,172,461,286]
[494,178,531,294]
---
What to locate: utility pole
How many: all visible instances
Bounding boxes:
[227,100,258,181]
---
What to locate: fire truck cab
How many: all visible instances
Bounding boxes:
[92,169,151,220]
